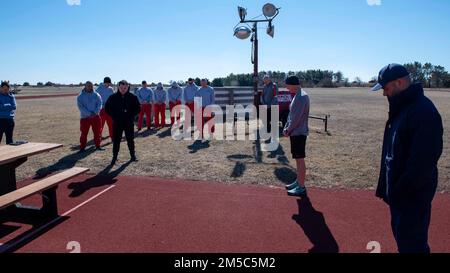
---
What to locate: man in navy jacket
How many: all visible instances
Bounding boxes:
[372,64,443,253]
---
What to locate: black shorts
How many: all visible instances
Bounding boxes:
[290,135,307,159]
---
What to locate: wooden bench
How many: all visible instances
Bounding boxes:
[0,167,89,220]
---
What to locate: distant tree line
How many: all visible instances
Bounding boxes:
[211,70,356,88]
[403,62,450,88]
[210,63,450,88]
[14,62,450,88]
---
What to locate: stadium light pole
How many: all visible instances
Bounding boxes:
[234,3,280,108]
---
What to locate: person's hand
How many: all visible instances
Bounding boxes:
[283,130,289,137]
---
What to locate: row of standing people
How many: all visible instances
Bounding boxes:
[76,77,215,164]
[134,78,214,130]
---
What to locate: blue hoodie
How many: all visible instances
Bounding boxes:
[167,85,183,102]
[77,89,102,119]
[0,92,17,119]
[195,86,215,107]
[184,83,198,103]
[137,87,154,104]
[95,83,114,107]
[154,84,167,104]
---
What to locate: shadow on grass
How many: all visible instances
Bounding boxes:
[135,129,157,138]
[34,147,98,179]
[187,140,210,154]
[274,167,297,186]
[292,197,339,253]
[70,139,113,151]
[157,127,172,139]
[231,162,246,178]
[67,161,132,198]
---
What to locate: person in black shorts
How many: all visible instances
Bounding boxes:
[283,76,310,197]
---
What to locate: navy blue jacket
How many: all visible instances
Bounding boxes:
[376,83,443,208]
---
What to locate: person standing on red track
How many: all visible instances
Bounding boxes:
[154,82,167,129]
[77,81,103,152]
[167,81,183,126]
[372,64,443,253]
[283,76,310,198]
[136,80,154,131]
[96,77,114,142]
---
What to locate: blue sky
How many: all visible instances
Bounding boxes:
[1,0,449,84]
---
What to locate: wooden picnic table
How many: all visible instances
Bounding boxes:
[0,143,62,196]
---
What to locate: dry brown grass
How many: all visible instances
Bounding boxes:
[10,87,450,192]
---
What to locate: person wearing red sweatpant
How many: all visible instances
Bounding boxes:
[136,81,154,131]
[154,82,167,129]
[184,78,198,116]
[96,77,114,141]
[77,81,103,152]
[167,81,182,125]
[195,79,216,139]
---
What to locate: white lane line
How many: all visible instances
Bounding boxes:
[0,185,116,253]
[61,185,116,216]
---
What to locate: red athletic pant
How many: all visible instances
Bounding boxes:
[100,108,113,140]
[154,103,166,127]
[80,115,102,150]
[197,107,215,138]
[138,104,152,129]
[169,101,182,125]
[186,102,195,115]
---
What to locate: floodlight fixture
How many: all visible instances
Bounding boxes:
[267,22,275,38]
[262,3,277,18]
[234,26,252,40]
[238,6,247,22]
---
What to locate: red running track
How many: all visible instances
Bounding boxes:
[1,175,449,253]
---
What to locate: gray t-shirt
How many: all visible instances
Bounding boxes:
[284,89,310,136]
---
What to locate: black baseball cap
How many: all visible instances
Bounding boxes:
[285,75,300,86]
[188,78,194,81]
[103,77,112,84]
[372,64,410,91]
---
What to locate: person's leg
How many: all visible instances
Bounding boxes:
[0,119,5,143]
[267,107,272,133]
[5,119,15,145]
[169,102,175,125]
[100,109,106,137]
[146,104,152,129]
[176,101,182,122]
[92,115,102,148]
[287,136,307,195]
[137,106,145,130]
[161,103,166,127]
[154,104,160,128]
[124,122,136,160]
[187,102,195,116]
[106,114,114,141]
[112,123,123,162]
[296,159,306,188]
[79,118,90,150]
[390,203,432,253]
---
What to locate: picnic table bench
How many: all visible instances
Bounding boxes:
[0,143,89,221]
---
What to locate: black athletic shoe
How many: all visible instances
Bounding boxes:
[287,186,308,197]
[130,155,138,162]
[96,147,105,151]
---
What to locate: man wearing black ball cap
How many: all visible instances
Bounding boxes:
[372,64,443,253]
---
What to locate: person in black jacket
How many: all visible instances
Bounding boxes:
[105,80,141,165]
[371,64,443,253]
